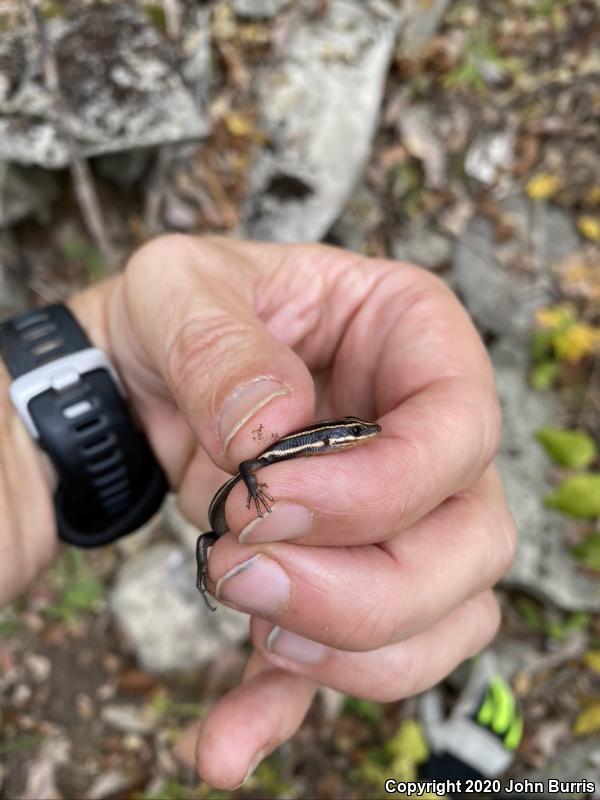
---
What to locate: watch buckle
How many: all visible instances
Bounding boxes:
[9,348,123,440]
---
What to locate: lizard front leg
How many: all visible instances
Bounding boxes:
[239,458,274,517]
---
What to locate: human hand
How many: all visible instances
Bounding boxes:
[0,235,516,789]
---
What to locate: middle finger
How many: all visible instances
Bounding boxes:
[209,466,516,651]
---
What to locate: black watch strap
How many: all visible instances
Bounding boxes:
[0,304,168,547]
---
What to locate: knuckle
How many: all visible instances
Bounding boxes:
[470,592,502,652]
[126,233,197,283]
[496,509,518,578]
[482,392,503,464]
[166,314,253,398]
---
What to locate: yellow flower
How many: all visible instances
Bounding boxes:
[578,216,600,242]
[224,111,254,138]
[526,173,562,200]
[584,186,600,206]
[535,304,575,330]
[554,323,600,364]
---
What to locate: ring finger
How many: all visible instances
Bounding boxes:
[208,466,515,651]
[252,589,501,702]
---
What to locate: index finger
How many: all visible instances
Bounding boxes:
[222,262,500,546]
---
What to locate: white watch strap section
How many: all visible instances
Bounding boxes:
[9,348,124,440]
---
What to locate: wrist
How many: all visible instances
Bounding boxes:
[0,274,125,605]
[67,275,120,355]
[0,357,56,604]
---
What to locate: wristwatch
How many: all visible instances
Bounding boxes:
[0,304,168,547]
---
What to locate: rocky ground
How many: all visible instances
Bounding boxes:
[1,1,599,798]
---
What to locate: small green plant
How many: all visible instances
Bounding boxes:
[141,779,191,800]
[535,424,600,521]
[252,757,293,798]
[530,0,572,22]
[535,428,597,469]
[0,733,43,756]
[545,474,600,519]
[62,238,105,280]
[343,696,384,725]
[517,596,591,641]
[444,30,508,92]
[531,304,600,391]
[148,688,204,721]
[359,719,429,788]
[0,606,21,639]
[144,3,167,32]
[44,548,104,621]
[572,534,600,573]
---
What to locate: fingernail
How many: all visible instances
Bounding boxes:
[232,746,270,789]
[219,378,288,452]
[239,503,314,544]
[215,554,291,615]
[267,626,328,664]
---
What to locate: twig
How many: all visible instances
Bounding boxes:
[576,352,600,431]
[24,1,115,267]
[144,145,172,237]
[163,0,182,40]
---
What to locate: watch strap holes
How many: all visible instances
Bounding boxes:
[21,323,56,343]
[13,311,49,332]
[92,464,127,487]
[82,432,117,457]
[30,338,64,357]
[98,478,130,501]
[102,492,130,514]
[64,400,94,420]
[85,450,122,474]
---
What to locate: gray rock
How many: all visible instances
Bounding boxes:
[23,654,52,684]
[399,103,446,189]
[0,162,58,227]
[162,493,203,554]
[0,4,210,168]
[502,193,580,269]
[451,195,599,610]
[240,0,400,242]
[101,703,158,735]
[233,0,290,18]
[392,221,451,270]
[464,130,515,186]
[450,194,578,343]
[180,9,215,107]
[398,0,451,56]
[515,739,600,798]
[494,345,600,612]
[87,770,139,800]
[451,213,544,340]
[110,543,248,673]
[327,183,384,254]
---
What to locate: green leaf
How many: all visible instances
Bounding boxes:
[583,649,600,673]
[384,719,429,767]
[545,474,600,519]
[536,428,598,468]
[531,328,558,362]
[45,549,104,621]
[0,619,21,638]
[572,533,600,572]
[547,611,590,641]
[573,701,600,737]
[531,361,558,391]
[343,696,383,725]
[516,596,545,631]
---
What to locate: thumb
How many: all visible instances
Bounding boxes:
[107,235,316,471]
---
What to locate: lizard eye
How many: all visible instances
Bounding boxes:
[351,425,362,436]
